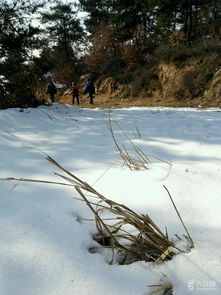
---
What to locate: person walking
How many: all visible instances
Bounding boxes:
[84,78,95,105]
[71,81,79,105]
[46,79,57,103]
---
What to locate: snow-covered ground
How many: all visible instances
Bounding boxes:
[0,103,221,295]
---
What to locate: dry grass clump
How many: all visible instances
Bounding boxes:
[45,156,193,266]
[148,282,173,295]
[50,157,193,264]
[1,156,193,267]
[107,115,150,171]
[1,155,193,265]
[1,156,194,295]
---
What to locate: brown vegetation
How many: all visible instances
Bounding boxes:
[58,52,221,109]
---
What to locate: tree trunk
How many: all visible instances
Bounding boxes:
[184,0,193,46]
[187,0,193,46]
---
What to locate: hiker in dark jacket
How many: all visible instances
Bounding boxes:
[71,81,79,105]
[84,79,95,105]
[47,79,57,102]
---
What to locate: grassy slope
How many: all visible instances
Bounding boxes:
[58,55,221,109]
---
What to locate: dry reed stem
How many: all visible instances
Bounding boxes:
[163,185,194,248]
[107,115,150,170]
[110,115,172,167]
[0,155,193,266]
[148,282,173,295]
[44,158,189,264]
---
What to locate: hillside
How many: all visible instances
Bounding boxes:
[58,56,221,109]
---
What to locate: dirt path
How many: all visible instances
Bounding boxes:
[58,92,221,109]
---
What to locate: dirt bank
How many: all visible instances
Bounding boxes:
[58,56,221,108]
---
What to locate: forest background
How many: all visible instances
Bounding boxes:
[0,0,220,109]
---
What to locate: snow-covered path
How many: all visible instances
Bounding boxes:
[0,104,221,294]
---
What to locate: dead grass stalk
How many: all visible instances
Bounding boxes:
[107,115,150,170]
[0,155,193,268]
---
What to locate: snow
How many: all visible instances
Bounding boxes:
[0,103,221,295]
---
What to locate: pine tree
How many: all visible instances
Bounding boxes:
[0,0,44,108]
[79,0,111,34]
[41,2,84,63]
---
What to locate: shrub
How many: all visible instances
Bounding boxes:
[154,43,190,63]
[84,22,122,75]
[120,43,144,70]
[0,65,40,109]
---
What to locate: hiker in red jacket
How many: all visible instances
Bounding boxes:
[71,81,79,105]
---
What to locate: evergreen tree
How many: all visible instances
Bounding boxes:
[41,2,84,63]
[79,0,111,34]
[0,0,44,108]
